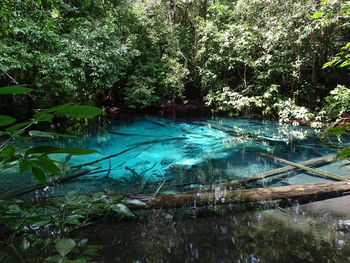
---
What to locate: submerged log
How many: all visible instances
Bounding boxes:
[193,121,286,143]
[199,154,336,190]
[144,118,168,127]
[108,131,155,137]
[255,152,347,181]
[129,137,187,147]
[72,145,140,169]
[136,181,350,209]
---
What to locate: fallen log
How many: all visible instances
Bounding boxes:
[134,181,350,209]
[255,152,347,181]
[32,181,350,211]
[199,154,336,190]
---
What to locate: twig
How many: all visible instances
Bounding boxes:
[154,180,167,196]
[140,162,157,177]
[106,157,111,178]
[125,166,142,180]
[0,123,33,152]
[0,68,18,85]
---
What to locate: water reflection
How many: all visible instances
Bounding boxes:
[75,204,350,263]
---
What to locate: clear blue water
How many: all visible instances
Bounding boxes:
[3,114,350,263]
[1,114,349,195]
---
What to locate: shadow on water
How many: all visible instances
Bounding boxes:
[74,203,350,263]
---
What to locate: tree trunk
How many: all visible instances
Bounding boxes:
[135,181,350,209]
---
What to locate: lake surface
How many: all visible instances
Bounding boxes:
[1,113,349,196]
[2,113,350,263]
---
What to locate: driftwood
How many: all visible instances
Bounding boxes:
[198,154,336,191]
[255,152,347,181]
[130,181,350,209]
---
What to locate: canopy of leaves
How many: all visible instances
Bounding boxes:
[0,0,349,118]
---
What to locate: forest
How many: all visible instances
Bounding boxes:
[1,0,350,262]
[0,0,349,122]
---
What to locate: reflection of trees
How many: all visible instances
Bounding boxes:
[79,208,347,262]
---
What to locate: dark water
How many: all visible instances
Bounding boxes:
[76,204,350,263]
[1,113,349,195]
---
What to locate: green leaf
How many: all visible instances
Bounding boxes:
[32,167,47,185]
[5,121,32,133]
[0,131,10,137]
[339,60,350,68]
[0,85,33,95]
[56,106,103,118]
[313,12,324,18]
[35,156,60,176]
[19,160,33,172]
[323,60,336,68]
[36,104,70,115]
[26,146,99,156]
[33,113,54,123]
[65,214,83,225]
[55,239,76,257]
[0,115,16,126]
[337,146,350,159]
[0,145,15,157]
[112,203,135,217]
[29,130,54,139]
[327,126,346,135]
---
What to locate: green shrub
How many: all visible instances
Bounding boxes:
[323,85,350,120]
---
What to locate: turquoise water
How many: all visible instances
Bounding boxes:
[1,114,349,195]
[2,114,350,263]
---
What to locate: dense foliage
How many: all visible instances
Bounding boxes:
[1,1,350,261]
[0,0,349,121]
[0,192,142,263]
